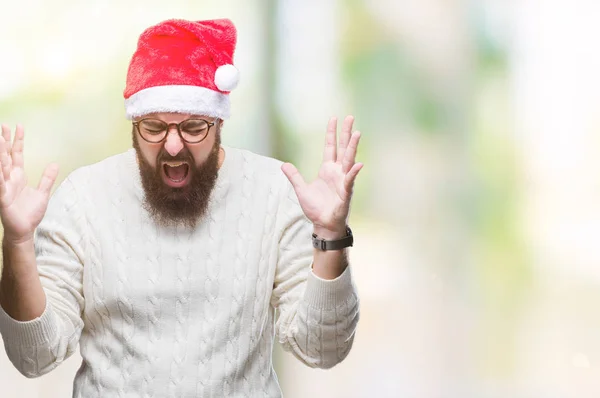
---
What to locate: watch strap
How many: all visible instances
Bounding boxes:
[312,226,354,251]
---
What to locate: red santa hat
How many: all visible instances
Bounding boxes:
[123,18,240,120]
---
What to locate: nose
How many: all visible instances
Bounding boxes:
[163,127,184,156]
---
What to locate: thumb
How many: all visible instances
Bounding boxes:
[281,162,306,192]
[37,163,59,195]
[343,162,364,193]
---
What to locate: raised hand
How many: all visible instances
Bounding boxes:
[281,115,363,239]
[0,124,59,244]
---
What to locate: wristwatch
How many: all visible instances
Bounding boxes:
[312,226,354,251]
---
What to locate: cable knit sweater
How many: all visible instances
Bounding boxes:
[0,146,359,397]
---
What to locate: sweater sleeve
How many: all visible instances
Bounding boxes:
[271,181,360,369]
[0,177,86,378]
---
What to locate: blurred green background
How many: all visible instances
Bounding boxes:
[2,0,600,397]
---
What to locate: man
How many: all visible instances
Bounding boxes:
[0,18,362,397]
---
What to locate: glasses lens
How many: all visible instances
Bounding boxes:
[180,119,209,142]
[138,119,167,142]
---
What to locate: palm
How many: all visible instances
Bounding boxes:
[0,124,58,243]
[294,162,350,227]
[1,177,51,238]
[282,116,363,233]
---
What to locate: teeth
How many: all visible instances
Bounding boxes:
[165,161,186,167]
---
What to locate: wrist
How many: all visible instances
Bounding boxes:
[2,236,35,275]
[312,225,353,252]
[312,224,347,240]
[3,234,34,247]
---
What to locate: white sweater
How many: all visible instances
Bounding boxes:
[0,147,359,397]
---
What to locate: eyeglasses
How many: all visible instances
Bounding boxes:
[132,118,217,144]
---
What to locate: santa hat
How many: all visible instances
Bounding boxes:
[123,18,240,120]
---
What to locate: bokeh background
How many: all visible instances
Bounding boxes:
[2,0,600,397]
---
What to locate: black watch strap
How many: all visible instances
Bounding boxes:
[312,226,354,251]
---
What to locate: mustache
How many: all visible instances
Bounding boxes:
[157,149,194,164]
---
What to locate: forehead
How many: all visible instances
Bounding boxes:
[138,113,212,123]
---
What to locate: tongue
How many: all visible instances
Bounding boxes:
[165,164,188,181]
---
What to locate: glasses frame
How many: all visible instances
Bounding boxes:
[133,117,217,144]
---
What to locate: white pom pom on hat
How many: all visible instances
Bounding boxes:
[215,64,240,92]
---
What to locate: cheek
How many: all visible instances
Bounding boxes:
[191,148,210,168]
[190,140,216,167]
[141,145,161,168]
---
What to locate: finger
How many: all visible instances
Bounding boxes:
[37,163,59,195]
[344,162,364,193]
[323,117,338,163]
[342,131,361,173]
[0,136,12,180]
[11,124,24,169]
[0,162,6,198]
[337,115,354,162]
[281,162,307,192]
[1,124,11,153]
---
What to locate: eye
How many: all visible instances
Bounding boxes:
[139,120,166,135]
[181,120,209,135]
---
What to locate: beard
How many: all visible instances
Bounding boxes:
[132,128,221,229]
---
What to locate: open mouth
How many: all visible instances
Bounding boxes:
[162,161,190,185]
